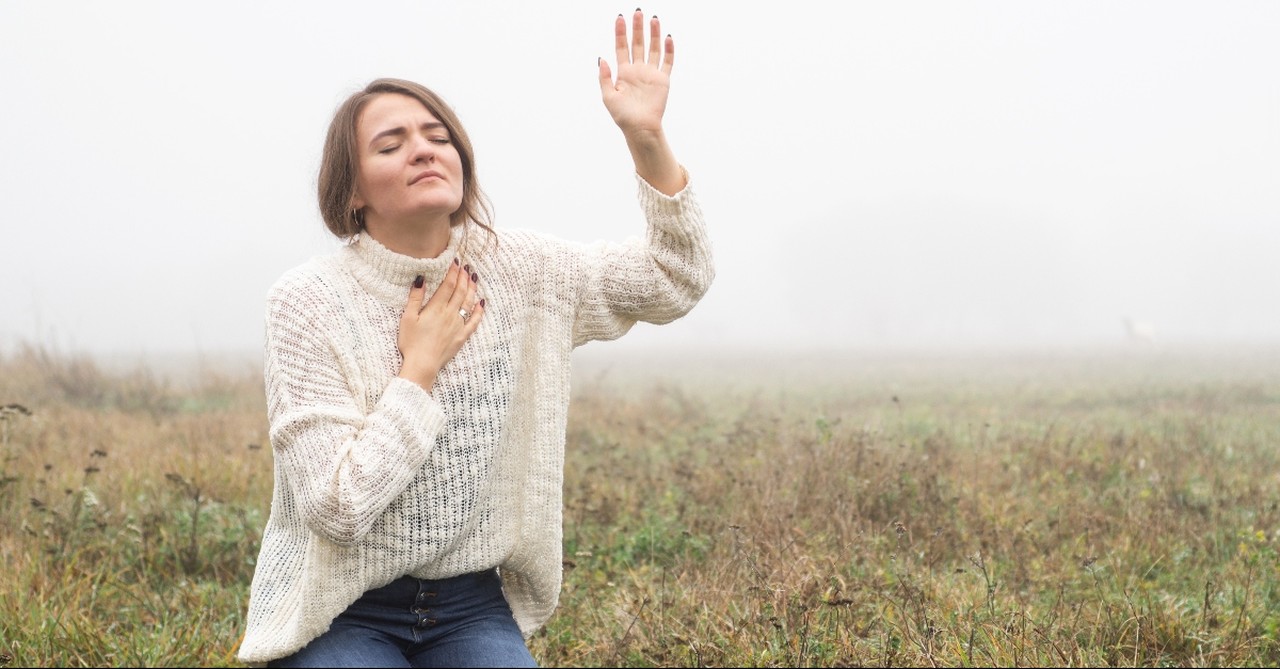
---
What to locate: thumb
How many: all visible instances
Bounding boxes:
[597,57,614,96]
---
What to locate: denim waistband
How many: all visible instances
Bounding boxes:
[361,568,500,605]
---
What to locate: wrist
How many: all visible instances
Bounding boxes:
[621,126,667,151]
[398,362,439,391]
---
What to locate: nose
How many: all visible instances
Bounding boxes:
[409,134,435,164]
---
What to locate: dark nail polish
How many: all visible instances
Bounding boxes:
[636,7,642,12]
[413,275,424,289]
[480,298,486,308]
[464,264,470,272]
[470,272,478,283]
[453,258,459,266]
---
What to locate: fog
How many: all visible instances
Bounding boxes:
[2,1,1277,363]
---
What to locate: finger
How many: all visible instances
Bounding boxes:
[463,298,486,334]
[427,262,462,310]
[614,14,628,65]
[446,263,464,302]
[406,274,426,315]
[630,10,645,65]
[647,16,661,66]
[462,268,479,310]
[466,267,479,302]
[662,34,675,74]
[448,264,476,310]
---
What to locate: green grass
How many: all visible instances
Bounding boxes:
[2,344,1279,666]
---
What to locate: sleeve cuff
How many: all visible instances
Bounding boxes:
[635,166,693,209]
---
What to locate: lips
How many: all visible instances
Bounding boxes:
[409,170,443,185]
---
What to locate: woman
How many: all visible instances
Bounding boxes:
[237,9,713,668]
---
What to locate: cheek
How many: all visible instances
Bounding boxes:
[357,164,397,199]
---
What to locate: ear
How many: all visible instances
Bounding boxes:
[351,192,365,210]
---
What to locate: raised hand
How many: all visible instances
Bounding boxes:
[597,9,685,196]
[598,10,673,137]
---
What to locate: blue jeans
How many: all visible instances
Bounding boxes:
[267,569,537,668]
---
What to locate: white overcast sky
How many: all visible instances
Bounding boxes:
[1,1,1277,359]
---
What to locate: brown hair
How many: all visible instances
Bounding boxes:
[318,78,494,239]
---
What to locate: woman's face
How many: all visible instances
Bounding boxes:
[352,93,464,228]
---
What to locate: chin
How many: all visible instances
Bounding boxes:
[413,196,463,213]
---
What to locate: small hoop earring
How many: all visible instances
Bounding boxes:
[351,208,365,229]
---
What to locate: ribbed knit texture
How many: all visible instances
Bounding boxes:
[238,174,713,663]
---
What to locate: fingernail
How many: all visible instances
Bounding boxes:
[470,272,478,283]
[464,264,470,272]
[413,275,424,288]
[480,298,486,308]
[453,258,459,266]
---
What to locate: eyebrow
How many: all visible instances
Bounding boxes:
[368,122,447,147]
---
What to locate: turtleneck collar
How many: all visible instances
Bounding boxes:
[341,224,468,308]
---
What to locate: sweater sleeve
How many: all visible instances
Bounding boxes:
[263,276,447,546]
[570,170,715,347]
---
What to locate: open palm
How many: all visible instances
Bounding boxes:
[598,11,673,137]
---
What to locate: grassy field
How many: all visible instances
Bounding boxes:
[1,343,1278,667]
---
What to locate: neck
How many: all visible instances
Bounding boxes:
[364,214,454,259]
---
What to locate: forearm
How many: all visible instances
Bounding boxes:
[265,285,443,545]
[571,175,714,345]
[623,127,686,196]
[270,375,443,545]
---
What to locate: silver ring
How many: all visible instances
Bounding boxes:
[458,308,471,323]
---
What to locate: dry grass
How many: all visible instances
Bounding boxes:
[0,344,269,667]
[2,343,1279,666]
[538,347,1280,667]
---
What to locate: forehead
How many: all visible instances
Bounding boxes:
[357,93,442,136]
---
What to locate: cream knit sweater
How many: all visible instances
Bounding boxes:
[237,174,712,663]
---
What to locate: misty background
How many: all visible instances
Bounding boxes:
[2,1,1277,365]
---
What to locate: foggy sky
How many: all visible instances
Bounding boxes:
[2,1,1277,359]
